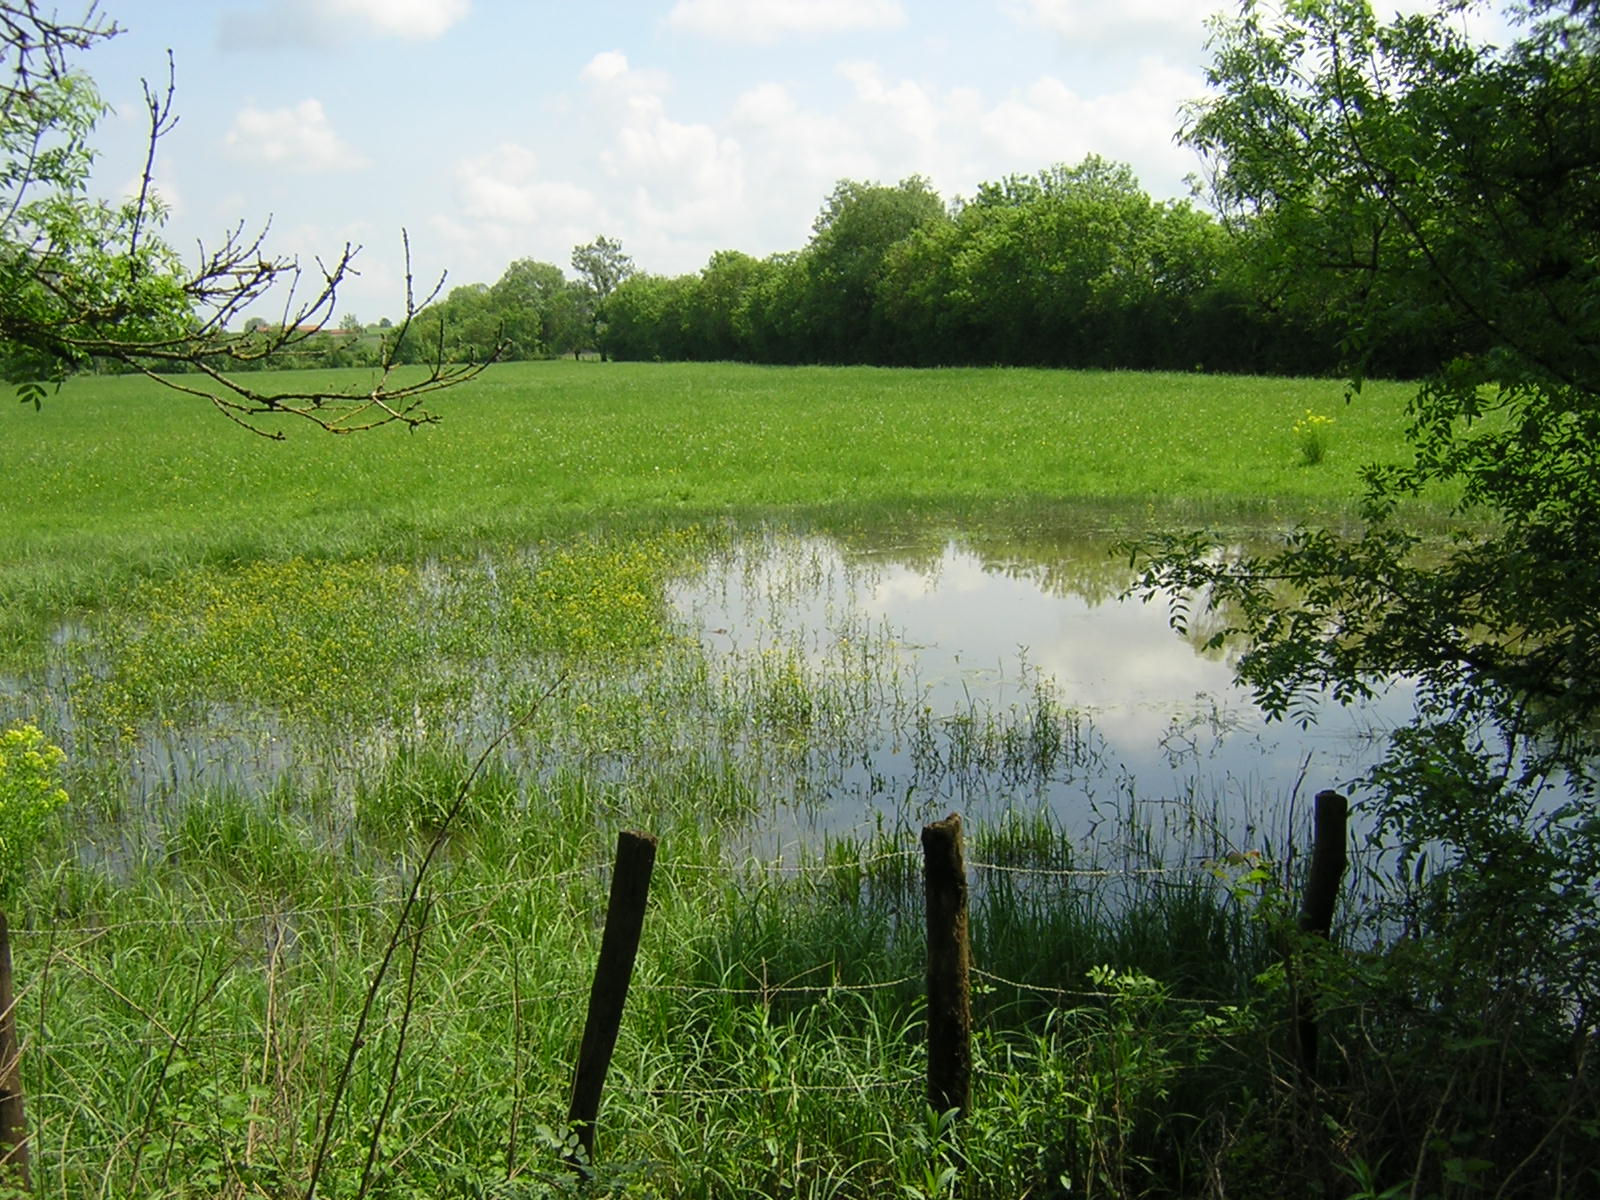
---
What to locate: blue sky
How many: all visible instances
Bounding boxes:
[78,0,1503,324]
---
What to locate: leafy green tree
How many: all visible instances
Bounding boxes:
[688,249,768,361]
[489,258,566,359]
[1134,1,1600,1185]
[0,3,486,434]
[570,235,635,301]
[792,176,947,362]
[406,282,501,365]
[571,235,636,358]
[1157,0,1600,762]
[948,158,1183,366]
[730,251,805,363]
[875,217,970,365]
[601,272,698,361]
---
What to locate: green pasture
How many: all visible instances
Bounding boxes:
[3,360,1414,656]
[0,361,1454,1198]
[16,360,1407,537]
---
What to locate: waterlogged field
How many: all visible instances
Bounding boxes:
[0,363,1429,1197]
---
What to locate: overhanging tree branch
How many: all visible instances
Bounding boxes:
[0,2,499,434]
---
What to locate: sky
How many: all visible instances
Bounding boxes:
[76,0,1507,325]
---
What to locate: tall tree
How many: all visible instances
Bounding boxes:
[0,3,487,435]
[794,176,947,362]
[688,249,768,361]
[490,258,575,359]
[570,235,635,301]
[1134,7,1600,1184]
[570,235,635,358]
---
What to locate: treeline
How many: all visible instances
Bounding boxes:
[383,236,634,364]
[393,259,593,363]
[188,155,1465,377]
[597,156,1458,376]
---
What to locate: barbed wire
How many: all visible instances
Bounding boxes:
[7,866,612,940]
[971,967,1237,1008]
[645,1073,920,1098]
[967,859,1210,878]
[637,974,917,998]
[11,849,1254,945]
[34,985,596,1053]
[660,850,919,877]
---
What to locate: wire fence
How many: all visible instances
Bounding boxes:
[7,851,1245,944]
[2,805,1353,1190]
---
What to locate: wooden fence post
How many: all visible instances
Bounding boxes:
[922,813,971,1118]
[566,830,657,1170]
[0,911,29,1191]
[1293,790,1348,1082]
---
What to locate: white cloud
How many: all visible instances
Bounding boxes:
[451,144,598,228]
[581,57,747,240]
[328,0,469,40]
[723,56,1203,239]
[729,82,873,187]
[836,61,945,165]
[219,0,469,49]
[1007,0,1217,55]
[581,51,631,85]
[222,99,371,172]
[667,0,906,44]
[425,144,603,283]
[977,59,1204,188]
[579,51,672,96]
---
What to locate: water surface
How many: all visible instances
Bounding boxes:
[672,533,1412,855]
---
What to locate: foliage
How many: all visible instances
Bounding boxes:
[571,235,636,358]
[0,2,489,433]
[0,722,67,904]
[1131,0,1600,1190]
[588,157,1376,373]
[937,158,1221,369]
[1290,410,1333,465]
[570,234,635,301]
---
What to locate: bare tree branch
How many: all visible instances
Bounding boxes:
[1,2,499,434]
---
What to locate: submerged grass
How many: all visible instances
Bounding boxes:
[1,516,1319,1197]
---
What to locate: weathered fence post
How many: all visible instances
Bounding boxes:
[566,830,657,1170]
[922,813,971,1118]
[0,911,28,1191]
[1292,789,1348,1082]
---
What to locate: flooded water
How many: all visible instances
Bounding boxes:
[672,533,1413,855]
[6,526,1420,867]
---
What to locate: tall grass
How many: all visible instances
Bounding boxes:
[17,768,1281,1199]
[3,364,1574,1196]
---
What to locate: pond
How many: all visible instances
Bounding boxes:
[7,525,1415,870]
[669,531,1413,859]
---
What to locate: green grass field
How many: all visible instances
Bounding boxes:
[3,360,1414,655]
[0,362,1449,1198]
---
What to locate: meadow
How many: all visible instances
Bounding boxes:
[2,360,1411,653]
[0,361,1441,1198]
